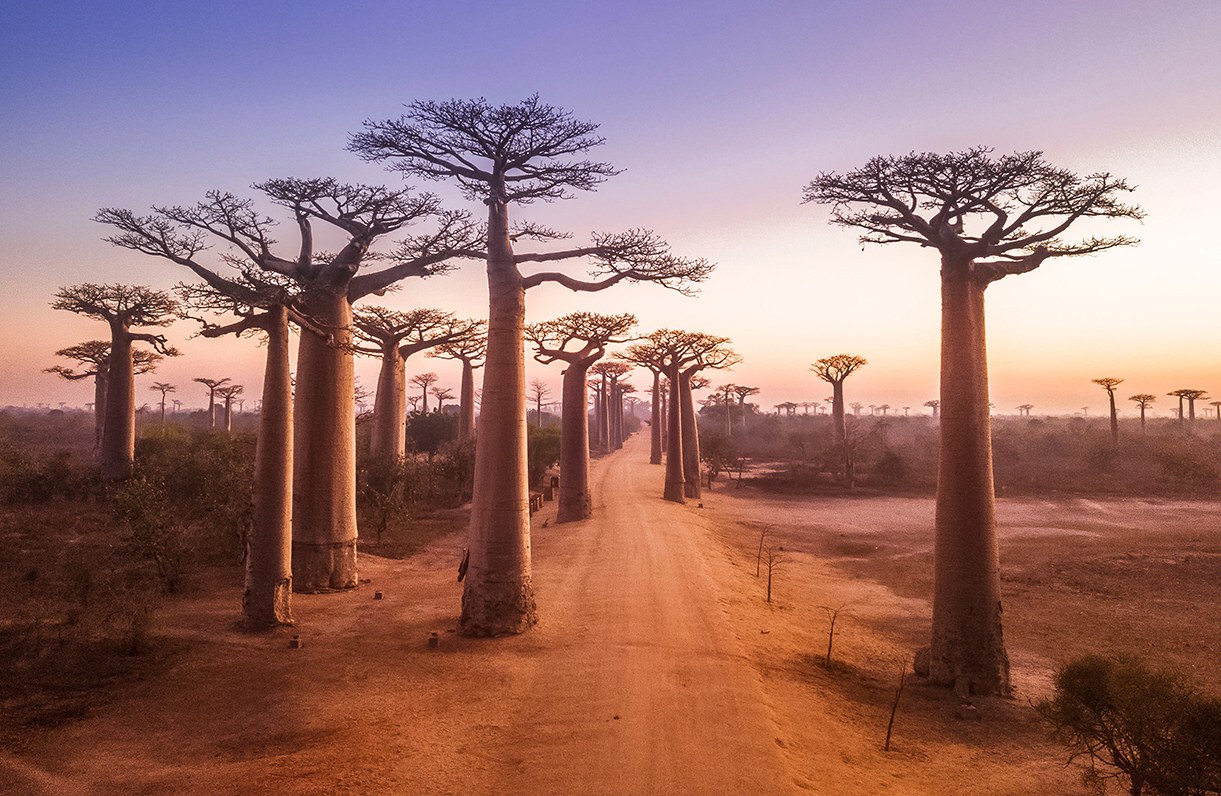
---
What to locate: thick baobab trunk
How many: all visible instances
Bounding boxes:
[93,373,107,449]
[663,367,685,503]
[458,359,476,442]
[372,345,407,460]
[830,381,846,446]
[243,305,294,629]
[649,370,662,465]
[101,329,135,481]
[679,370,701,499]
[1108,391,1119,445]
[597,374,610,454]
[930,258,1010,696]
[557,362,594,523]
[292,292,359,592]
[461,201,537,635]
[223,400,233,433]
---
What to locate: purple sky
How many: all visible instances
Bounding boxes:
[2,1,1219,416]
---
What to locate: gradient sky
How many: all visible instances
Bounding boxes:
[2,1,1219,418]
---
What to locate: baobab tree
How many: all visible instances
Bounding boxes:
[350,96,713,634]
[1092,377,1124,444]
[352,306,474,459]
[623,344,668,465]
[925,399,940,417]
[1016,404,1034,417]
[622,331,701,503]
[431,386,455,413]
[811,354,867,447]
[529,378,552,429]
[1170,389,1209,431]
[590,361,633,451]
[806,147,1142,695]
[429,324,487,441]
[90,251,324,629]
[733,385,760,435]
[1128,393,1156,433]
[150,382,175,425]
[51,284,179,480]
[194,377,231,429]
[97,179,479,593]
[216,384,244,433]
[410,372,440,414]
[46,341,163,447]
[527,311,636,522]
[716,384,737,435]
[625,330,736,501]
[849,402,864,417]
[1210,400,1221,422]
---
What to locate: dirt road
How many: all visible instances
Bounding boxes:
[480,431,797,795]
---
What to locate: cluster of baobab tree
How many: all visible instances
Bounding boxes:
[54,93,1147,698]
[67,96,711,637]
[1089,379,1214,443]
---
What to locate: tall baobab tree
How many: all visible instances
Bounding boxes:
[150,382,175,425]
[924,399,940,417]
[624,331,735,501]
[1170,389,1209,431]
[431,386,455,413]
[527,311,636,522]
[805,147,1142,695]
[91,228,324,628]
[623,345,668,465]
[529,378,552,429]
[1128,393,1156,433]
[410,372,440,413]
[51,284,179,480]
[46,341,163,448]
[1210,400,1221,422]
[716,384,737,436]
[810,354,867,447]
[430,324,487,442]
[216,384,244,433]
[194,377,231,429]
[590,361,633,450]
[97,179,478,592]
[622,331,700,503]
[733,385,760,435]
[1016,404,1034,417]
[352,307,474,459]
[1092,377,1124,444]
[350,96,712,635]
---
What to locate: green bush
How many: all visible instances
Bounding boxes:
[109,428,255,589]
[1036,654,1221,795]
[527,424,561,489]
[0,443,98,504]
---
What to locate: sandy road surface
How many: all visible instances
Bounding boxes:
[481,431,797,795]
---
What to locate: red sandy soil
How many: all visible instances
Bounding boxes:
[2,432,1218,795]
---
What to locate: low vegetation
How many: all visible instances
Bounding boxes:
[1037,654,1221,795]
[707,408,1220,499]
